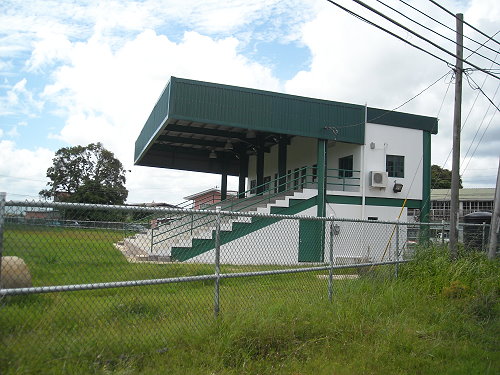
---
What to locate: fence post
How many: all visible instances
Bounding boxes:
[150,226,154,256]
[481,221,486,251]
[0,192,6,285]
[442,220,446,245]
[395,220,400,278]
[214,207,221,318]
[328,220,334,303]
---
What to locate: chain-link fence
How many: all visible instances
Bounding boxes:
[0,195,497,368]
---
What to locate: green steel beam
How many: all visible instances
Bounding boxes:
[421,131,432,222]
[238,153,248,198]
[256,136,265,195]
[317,139,327,218]
[278,135,287,193]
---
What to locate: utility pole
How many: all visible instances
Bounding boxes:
[488,159,500,260]
[449,13,464,260]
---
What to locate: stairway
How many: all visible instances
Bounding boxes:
[118,189,318,263]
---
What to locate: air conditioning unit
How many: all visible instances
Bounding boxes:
[370,171,388,188]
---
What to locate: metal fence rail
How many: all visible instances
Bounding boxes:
[0,195,496,366]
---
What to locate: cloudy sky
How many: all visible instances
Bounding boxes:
[1,0,498,204]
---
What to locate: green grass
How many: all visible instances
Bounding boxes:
[1,226,499,374]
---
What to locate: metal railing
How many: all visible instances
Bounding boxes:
[1,194,498,371]
[150,166,361,252]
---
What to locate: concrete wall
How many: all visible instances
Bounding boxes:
[186,202,404,265]
[246,122,424,202]
[363,123,423,200]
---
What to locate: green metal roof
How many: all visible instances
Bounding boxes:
[134,77,438,174]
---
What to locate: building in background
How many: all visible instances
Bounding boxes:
[184,188,237,210]
[430,188,495,221]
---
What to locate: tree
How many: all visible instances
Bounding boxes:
[431,164,462,189]
[40,143,128,205]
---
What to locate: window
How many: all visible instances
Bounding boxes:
[386,155,404,178]
[339,155,353,178]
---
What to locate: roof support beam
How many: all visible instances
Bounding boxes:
[157,135,226,148]
[166,123,248,140]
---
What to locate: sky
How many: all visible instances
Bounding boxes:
[1,0,499,204]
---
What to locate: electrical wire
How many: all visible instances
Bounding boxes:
[461,110,498,176]
[461,79,500,174]
[465,73,500,112]
[325,0,452,66]
[418,73,454,213]
[428,0,500,46]
[345,0,499,80]
[398,0,499,55]
[334,70,452,130]
[375,0,500,67]
[460,56,500,169]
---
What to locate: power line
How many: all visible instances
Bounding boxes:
[461,109,498,176]
[325,0,453,66]
[428,0,500,47]
[398,0,499,55]
[374,0,500,67]
[460,54,500,168]
[464,30,500,61]
[345,0,499,80]
[333,71,452,130]
[461,81,500,169]
[465,72,500,112]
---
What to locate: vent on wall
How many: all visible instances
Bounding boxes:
[370,171,388,188]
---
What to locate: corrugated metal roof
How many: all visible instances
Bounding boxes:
[134,77,439,174]
[431,188,495,201]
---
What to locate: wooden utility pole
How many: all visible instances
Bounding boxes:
[488,159,500,259]
[449,13,464,260]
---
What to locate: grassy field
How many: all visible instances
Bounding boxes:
[1,225,499,374]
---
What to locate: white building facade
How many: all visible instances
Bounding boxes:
[134,77,437,264]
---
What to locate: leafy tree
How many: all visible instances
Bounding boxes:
[431,164,462,189]
[40,143,128,205]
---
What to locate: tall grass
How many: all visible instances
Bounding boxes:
[1,229,499,374]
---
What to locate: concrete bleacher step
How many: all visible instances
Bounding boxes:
[118,190,315,263]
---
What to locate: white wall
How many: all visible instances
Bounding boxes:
[186,203,404,265]
[363,123,423,200]
[247,136,363,192]
[247,123,424,202]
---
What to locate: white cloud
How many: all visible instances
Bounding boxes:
[1,0,497,203]
[0,140,53,198]
[0,78,44,116]
[284,0,499,188]
[27,29,73,71]
[40,28,280,202]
